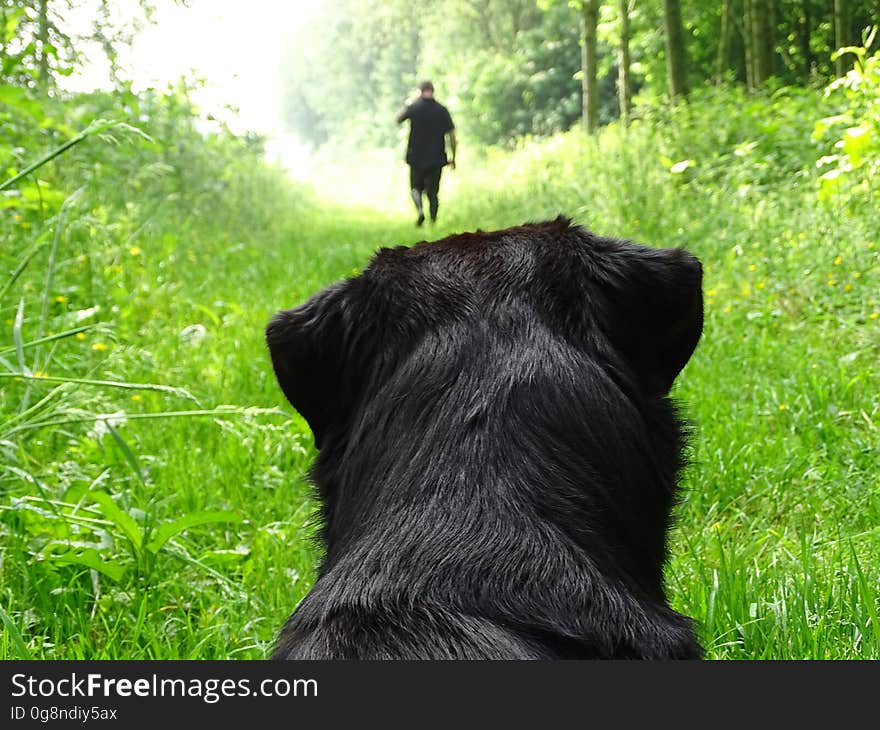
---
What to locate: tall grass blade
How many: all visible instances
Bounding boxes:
[0,119,152,193]
[0,603,32,659]
[0,243,46,303]
[105,420,148,489]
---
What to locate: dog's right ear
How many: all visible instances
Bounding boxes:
[265,282,358,449]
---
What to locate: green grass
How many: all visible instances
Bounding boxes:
[1,109,878,659]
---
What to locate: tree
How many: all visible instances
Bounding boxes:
[0,0,175,93]
[617,0,632,125]
[716,0,733,84]
[579,0,600,133]
[750,0,775,86]
[799,0,814,80]
[662,0,689,98]
[834,0,851,76]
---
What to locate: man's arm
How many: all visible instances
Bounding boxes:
[396,105,410,124]
[447,129,457,169]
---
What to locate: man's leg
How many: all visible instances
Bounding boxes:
[409,166,425,226]
[426,166,443,223]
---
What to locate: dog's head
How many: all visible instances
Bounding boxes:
[266,218,702,448]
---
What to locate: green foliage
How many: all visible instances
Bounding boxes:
[1,18,318,655]
[815,29,880,204]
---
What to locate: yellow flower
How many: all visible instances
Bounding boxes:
[741,284,752,297]
[868,242,876,249]
[748,264,757,272]
[852,271,861,278]
[75,332,86,341]
[757,281,766,290]
[870,312,879,320]
[844,283,853,292]
[112,264,123,273]
[724,305,733,313]
[129,246,142,256]
[91,342,108,351]
[33,371,48,378]
[131,394,142,402]
[54,295,67,304]
[778,404,787,411]
[811,364,818,369]
[707,289,717,297]
[828,279,837,286]
[834,256,843,265]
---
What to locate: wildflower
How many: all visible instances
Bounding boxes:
[828,279,837,286]
[741,284,752,297]
[811,364,818,369]
[707,289,717,297]
[111,265,123,273]
[724,305,733,313]
[75,332,86,341]
[844,283,853,292]
[870,312,879,320]
[54,295,67,304]
[33,371,48,378]
[91,342,108,351]
[748,264,757,272]
[129,246,142,256]
[778,404,787,411]
[834,256,843,265]
[757,281,766,290]
[853,272,861,278]
[131,394,142,402]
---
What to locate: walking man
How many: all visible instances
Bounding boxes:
[396,80,456,226]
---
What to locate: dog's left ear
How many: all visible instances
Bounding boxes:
[601,247,703,397]
[266,282,362,449]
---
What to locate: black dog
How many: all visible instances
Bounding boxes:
[266,217,704,659]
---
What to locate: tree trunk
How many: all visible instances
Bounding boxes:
[618,0,632,125]
[800,0,813,81]
[716,0,732,84]
[580,0,599,134]
[662,0,689,98]
[834,0,851,77]
[743,0,755,89]
[37,0,50,90]
[751,0,774,86]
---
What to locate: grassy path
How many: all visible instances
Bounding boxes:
[2,132,879,659]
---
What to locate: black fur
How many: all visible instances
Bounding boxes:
[266,217,704,659]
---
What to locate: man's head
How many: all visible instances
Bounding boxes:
[418,80,434,99]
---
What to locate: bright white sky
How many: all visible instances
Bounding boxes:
[64,0,323,166]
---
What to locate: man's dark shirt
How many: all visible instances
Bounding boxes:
[400,97,454,169]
